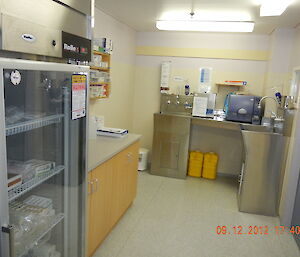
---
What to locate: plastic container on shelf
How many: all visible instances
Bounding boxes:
[31,243,59,257]
[188,151,204,178]
[90,70,110,83]
[202,152,218,180]
[7,160,36,183]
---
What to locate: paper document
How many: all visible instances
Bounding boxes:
[192,96,208,117]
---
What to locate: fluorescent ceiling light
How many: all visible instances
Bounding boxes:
[161,11,252,22]
[260,0,293,16]
[156,21,255,33]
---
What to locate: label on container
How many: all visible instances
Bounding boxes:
[71,75,86,120]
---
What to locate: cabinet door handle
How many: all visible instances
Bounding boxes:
[94,178,99,192]
[127,152,133,162]
[2,225,15,257]
[88,181,94,195]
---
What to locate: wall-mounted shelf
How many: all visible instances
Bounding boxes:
[93,50,110,57]
[90,84,110,99]
[90,82,110,85]
[216,83,245,87]
[90,50,111,99]
[90,66,110,72]
[90,96,108,100]
[91,50,111,71]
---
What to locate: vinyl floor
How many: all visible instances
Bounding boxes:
[93,172,300,257]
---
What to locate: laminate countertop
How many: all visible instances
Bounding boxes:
[88,133,141,172]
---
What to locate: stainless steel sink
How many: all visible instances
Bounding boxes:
[240,123,273,133]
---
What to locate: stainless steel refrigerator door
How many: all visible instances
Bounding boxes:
[0,58,88,257]
[0,58,10,257]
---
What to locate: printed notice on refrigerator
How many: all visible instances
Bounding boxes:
[72,75,86,120]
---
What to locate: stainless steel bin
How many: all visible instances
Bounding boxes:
[238,130,285,216]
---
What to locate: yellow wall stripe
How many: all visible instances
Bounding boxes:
[136,46,269,61]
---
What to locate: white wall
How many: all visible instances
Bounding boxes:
[90,8,137,131]
[263,29,295,116]
[137,31,270,50]
[279,25,300,227]
[264,29,294,97]
[291,25,300,68]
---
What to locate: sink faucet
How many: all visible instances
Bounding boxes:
[258,96,279,118]
[175,95,180,105]
[184,101,192,109]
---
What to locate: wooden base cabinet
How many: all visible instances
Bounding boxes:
[88,141,139,257]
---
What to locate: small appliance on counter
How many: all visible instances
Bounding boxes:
[225,95,263,124]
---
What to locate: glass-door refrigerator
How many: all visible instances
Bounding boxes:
[0,58,89,257]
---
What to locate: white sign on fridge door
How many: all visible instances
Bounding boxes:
[72,75,86,120]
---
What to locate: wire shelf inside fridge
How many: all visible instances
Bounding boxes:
[16,213,64,257]
[8,166,65,202]
[6,114,65,136]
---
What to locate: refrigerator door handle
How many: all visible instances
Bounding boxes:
[2,225,15,257]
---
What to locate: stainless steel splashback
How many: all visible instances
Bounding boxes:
[0,0,91,58]
[160,94,194,116]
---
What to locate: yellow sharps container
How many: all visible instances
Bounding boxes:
[202,152,218,180]
[188,151,204,178]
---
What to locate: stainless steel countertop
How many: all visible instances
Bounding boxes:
[88,133,141,172]
[157,113,276,133]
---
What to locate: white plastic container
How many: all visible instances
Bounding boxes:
[197,67,212,93]
[138,148,149,171]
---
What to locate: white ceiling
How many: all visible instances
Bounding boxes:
[95,0,300,34]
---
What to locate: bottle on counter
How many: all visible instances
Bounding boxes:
[185,81,190,95]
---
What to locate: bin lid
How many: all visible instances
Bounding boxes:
[140,148,149,153]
